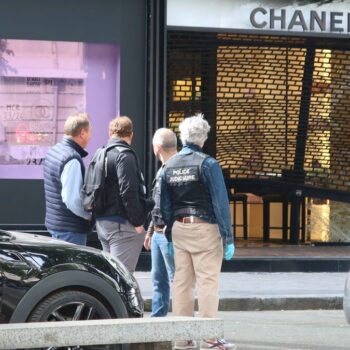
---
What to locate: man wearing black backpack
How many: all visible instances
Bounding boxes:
[94,116,154,273]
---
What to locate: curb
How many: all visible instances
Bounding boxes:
[143,297,343,312]
[137,254,350,273]
[218,296,343,311]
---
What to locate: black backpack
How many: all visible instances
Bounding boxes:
[81,144,117,214]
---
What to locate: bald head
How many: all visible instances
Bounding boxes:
[152,128,177,162]
[153,128,177,150]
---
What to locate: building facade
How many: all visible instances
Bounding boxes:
[1,0,350,244]
[165,0,350,243]
[0,0,150,229]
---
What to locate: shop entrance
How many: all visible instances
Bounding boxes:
[166,31,350,244]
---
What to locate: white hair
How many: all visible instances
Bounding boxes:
[179,113,211,146]
[152,128,177,149]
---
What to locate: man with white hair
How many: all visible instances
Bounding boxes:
[144,128,176,317]
[161,114,235,350]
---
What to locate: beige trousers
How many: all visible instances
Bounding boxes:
[172,221,223,318]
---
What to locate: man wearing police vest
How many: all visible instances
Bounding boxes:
[161,114,235,350]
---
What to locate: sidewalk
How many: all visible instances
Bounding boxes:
[136,245,350,272]
[135,272,348,311]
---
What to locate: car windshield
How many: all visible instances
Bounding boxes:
[0,230,14,241]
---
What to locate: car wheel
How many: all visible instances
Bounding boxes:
[28,290,128,350]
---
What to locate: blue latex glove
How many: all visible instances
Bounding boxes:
[168,242,174,257]
[224,243,235,260]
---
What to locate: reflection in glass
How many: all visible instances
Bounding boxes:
[0,39,120,179]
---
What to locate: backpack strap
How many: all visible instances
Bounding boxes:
[105,144,119,178]
[104,143,134,178]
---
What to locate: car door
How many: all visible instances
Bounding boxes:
[0,232,32,323]
[0,234,5,322]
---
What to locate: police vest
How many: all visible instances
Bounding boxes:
[164,151,211,217]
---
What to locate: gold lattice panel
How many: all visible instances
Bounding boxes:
[167,31,350,194]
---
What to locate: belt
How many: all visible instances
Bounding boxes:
[154,225,165,232]
[175,216,206,224]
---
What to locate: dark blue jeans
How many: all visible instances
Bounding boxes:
[50,230,87,245]
[151,232,175,317]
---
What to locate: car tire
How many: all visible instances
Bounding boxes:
[28,289,129,350]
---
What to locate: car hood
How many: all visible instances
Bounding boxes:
[6,230,102,255]
[8,230,71,244]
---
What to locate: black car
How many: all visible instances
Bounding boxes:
[0,229,143,349]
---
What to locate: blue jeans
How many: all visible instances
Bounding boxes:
[50,230,87,245]
[151,232,175,317]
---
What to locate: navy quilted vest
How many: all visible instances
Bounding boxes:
[44,137,90,233]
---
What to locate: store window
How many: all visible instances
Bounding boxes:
[0,39,120,179]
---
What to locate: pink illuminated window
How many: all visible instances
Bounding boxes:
[0,39,120,179]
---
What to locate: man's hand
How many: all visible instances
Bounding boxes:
[144,234,152,250]
[135,226,145,234]
[224,243,235,260]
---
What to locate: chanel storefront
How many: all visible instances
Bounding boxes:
[165,0,350,243]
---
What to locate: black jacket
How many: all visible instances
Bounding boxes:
[98,138,154,226]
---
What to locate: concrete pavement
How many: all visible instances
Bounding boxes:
[135,272,348,311]
[221,310,350,350]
